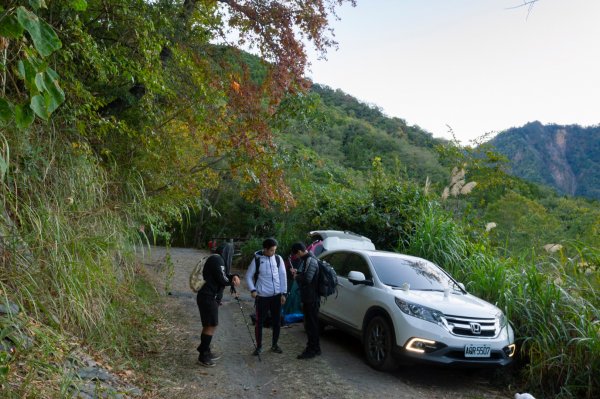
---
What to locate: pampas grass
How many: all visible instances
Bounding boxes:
[460,181,477,195]
[485,222,497,232]
[442,166,477,199]
[544,243,563,253]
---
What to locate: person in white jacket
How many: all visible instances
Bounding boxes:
[245,238,287,355]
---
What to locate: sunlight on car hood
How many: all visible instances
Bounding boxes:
[392,289,500,318]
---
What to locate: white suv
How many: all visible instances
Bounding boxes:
[318,249,516,370]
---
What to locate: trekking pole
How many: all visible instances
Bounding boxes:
[231,286,261,362]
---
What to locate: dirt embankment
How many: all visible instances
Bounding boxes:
[139,246,512,399]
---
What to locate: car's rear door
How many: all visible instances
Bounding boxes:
[319,251,350,322]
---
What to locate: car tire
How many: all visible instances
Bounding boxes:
[364,316,397,371]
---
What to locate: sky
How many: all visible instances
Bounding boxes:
[304,0,600,144]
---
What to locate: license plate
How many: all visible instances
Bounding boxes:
[464,344,491,358]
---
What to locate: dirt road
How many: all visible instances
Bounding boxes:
[139,246,511,399]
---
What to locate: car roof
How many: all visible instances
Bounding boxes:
[309,230,375,251]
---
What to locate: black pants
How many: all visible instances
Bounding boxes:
[255,294,282,348]
[303,301,320,353]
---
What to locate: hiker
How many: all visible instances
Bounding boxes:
[245,238,287,355]
[196,243,241,367]
[290,241,321,359]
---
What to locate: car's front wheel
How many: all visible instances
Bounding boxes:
[364,316,397,371]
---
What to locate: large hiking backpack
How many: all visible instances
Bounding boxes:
[189,255,210,292]
[316,258,338,298]
[191,243,234,293]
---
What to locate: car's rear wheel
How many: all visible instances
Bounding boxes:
[364,316,397,371]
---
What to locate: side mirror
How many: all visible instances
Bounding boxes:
[348,271,371,286]
[458,282,466,291]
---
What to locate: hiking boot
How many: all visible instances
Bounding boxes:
[297,350,316,359]
[198,354,216,367]
[207,350,222,361]
[270,345,283,354]
[252,347,262,356]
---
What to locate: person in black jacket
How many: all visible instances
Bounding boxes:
[290,242,321,359]
[196,243,240,367]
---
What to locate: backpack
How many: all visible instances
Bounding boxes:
[316,258,338,298]
[189,255,210,292]
[253,254,281,285]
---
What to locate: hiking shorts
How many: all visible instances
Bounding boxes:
[197,294,219,327]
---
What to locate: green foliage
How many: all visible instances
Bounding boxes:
[0,132,159,395]
[1,3,65,128]
[404,201,469,269]
[499,256,600,398]
[281,84,448,184]
[305,164,429,251]
[485,192,561,254]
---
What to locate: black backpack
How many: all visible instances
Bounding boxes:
[316,258,338,298]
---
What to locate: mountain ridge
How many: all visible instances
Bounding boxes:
[488,121,600,199]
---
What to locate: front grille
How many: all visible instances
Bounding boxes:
[442,315,498,337]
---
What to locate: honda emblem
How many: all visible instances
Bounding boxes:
[470,322,482,335]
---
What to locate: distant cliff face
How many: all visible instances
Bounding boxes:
[488,122,600,199]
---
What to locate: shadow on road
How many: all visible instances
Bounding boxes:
[318,327,511,396]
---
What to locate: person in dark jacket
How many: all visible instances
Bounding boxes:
[196,243,240,367]
[290,241,321,359]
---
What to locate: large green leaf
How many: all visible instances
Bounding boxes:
[16,6,62,57]
[15,104,34,129]
[42,68,65,113]
[0,98,13,123]
[0,15,25,38]
[17,59,37,91]
[30,94,49,120]
[26,68,64,119]
[35,71,47,93]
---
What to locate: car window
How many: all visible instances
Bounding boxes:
[370,255,454,290]
[345,254,372,279]
[322,252,349,275]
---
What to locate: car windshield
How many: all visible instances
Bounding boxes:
[370,255,457,291]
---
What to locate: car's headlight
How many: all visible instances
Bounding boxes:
[395,297,444,325]
[497,311,507,328]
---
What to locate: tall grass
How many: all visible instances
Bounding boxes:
[406,200,600,398]
[0,130,159,396]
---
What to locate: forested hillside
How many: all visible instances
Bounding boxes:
[285,84,448,183]
[489,121,600,199]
